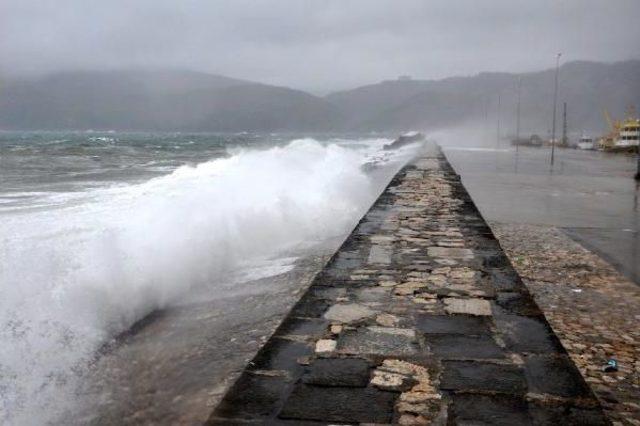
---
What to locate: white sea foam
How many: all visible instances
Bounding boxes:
[0,137,416,423]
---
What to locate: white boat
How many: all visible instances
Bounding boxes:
[577,136,595,150]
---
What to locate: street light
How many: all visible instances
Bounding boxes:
[550,53,562,167]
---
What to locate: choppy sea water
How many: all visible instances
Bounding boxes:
[0,131,419,424]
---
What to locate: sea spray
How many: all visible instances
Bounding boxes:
[0,137,417,422]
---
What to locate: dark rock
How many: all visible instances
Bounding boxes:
[249,338,311,373]
[524,355,595,399]
[448,394,531,426]
[278,384,396,423]
[425,334,504,359]
[337,328,418,356]
[383,132,425,150]
[528,403,610,426]
[496,292,542,316]
[212,374,288,420]
[440,360,526,394]
[416,314,492,336]
[274,318,328,338]
[494,313,564,353]
[303,358,371,387]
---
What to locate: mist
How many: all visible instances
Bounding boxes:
[1,0,639,93]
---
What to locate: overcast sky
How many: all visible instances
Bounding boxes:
[1,0,639,93]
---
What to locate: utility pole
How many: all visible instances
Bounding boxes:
[550,53,562,167]
[562,102,568,147]
[484,96,490,145]
[496,94,501,149]
[515,77,522,154]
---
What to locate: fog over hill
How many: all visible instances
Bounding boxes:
[0,60,638,134]
[327,60,640,135]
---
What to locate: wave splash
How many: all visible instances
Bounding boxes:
[0,137,413,422]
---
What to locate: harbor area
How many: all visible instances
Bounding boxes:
[208,144,609,425]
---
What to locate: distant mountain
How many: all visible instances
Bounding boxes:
[0,61,638,134]
[326,60,640,135]
[0,70,341,131]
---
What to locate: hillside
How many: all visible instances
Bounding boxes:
[0,61,638,133]
[326,60,640,134]
[0,70,341,131]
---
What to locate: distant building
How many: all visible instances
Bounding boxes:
[398,75,412,81]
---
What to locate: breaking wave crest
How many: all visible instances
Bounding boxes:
[0,137,416,422]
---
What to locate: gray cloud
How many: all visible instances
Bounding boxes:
[1,0,639,92]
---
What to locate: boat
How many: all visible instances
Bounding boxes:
[577,135,595,150]
[598,107,640,153]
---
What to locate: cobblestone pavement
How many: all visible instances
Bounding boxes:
[207,145,608,425]
[492,224,640,426]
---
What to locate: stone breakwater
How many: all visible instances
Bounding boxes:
[207,145,609,425]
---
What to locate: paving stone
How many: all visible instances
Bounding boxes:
[249,338,311,373]
[494,313,564,353]
[495,292,542,316]
[528,403,610,426]
[376,313,400,327]
[440,360,526,394]
[278,384,397,423]
[337,328,419,356]
[274,317,328,338]
[213,374,288,420]
[353,287,391,303]
[289,293,330,318]
[323,303,375,323]
[524,355,595,399]
[425,334,504,359]
[315,339,336,353]
[448,394,531,426]
[303,358,371,387]
[443,297,492,316]
[416,314,492,335]
[368,245,392,264]
[427,246,474,260]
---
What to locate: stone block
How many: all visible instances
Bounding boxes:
[494,313,564,353]
[249,338,311,373]
[213,373,288,420]
[337,328,419,356]
[448,394,530,426]
[427,246,474,260]
[443,298,492,316]
[523,355,595,399]
[416,314,492,336]
[274,317,328,339]
[323,303,375,324]
[426,335,504,359]
[440,361,526,394]
[528,403,609,426]
[278,384,397,423]
[303,358,371,387]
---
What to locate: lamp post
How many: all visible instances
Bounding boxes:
[550,53,562,167]
[515,77,522,154]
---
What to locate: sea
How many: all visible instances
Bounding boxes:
[0,131,420,424]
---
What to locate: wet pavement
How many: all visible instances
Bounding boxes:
[443,147,640,285]
[208,144,607,425]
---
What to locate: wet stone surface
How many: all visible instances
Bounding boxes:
[494,223,639,425]
[207,144,607,425]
